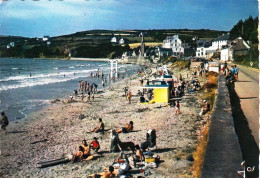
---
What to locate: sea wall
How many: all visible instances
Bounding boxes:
[201,75,242,177]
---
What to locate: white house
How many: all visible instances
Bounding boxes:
[10,42,15,47]
[111,37,117,43]
[162,35,184,55]
[119,38,124,45]
[220,47,229,61]
[211,34,230,50]
[47,41,51,45]
[42,36,49,41]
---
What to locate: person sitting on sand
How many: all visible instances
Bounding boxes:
[104,153,130,176]
[72,140,92,163]
[72,146,85,162]
[0,112,9,133]
[81,140,90,156]
[92,118,104,133]
[90,166,115,178]
[139,95,146,103]
[115,121,134,134]
[134,145,145,162]
[90,137,100,153]
[199,100,210,116]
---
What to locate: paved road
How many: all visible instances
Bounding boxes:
[233,64,259,146]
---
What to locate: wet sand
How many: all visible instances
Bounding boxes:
[0,67,208,177]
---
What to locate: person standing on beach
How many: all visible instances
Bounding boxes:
[86,83,90,92]
[78,81,81,92]
[175,100,182,115]
[0,112,9,133]
[127,90,132,104]
[87,91,91,102]
[124,87,128,98]
[84,81,88,92]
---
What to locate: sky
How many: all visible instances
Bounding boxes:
[0,0,258,37]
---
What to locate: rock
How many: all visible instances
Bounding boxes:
[78,114,85,120]
[51,99,60,103]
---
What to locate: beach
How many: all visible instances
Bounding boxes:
[0,66,208,178]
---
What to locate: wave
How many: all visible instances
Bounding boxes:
[53,67,58,70]
[0,69,98,91]
[12,68,18,70]
[0,69,99,82]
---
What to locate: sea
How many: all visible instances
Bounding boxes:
[0,58,139,122]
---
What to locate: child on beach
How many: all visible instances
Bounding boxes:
[0,112,9,133]
[90,137,100,153]
[175,101,182,115]
[127,90,132,104]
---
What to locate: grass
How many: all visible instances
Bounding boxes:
[191,121,210,178]
[191,71,218,177]
[171,59,190,69]
[128,42,163,49]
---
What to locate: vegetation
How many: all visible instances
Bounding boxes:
[170,59,191,69]
[192,71,218,178]
[230,16,258,68]
[233,44,259,68]
[0,29,225,58]
[230,16,258,43]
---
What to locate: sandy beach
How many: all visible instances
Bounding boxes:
[0,66,209,178]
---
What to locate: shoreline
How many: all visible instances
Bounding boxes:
[0,66,207,177]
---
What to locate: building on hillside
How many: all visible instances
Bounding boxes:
[229,37,250,61]
[220,45,229,61]
[195,41,212,58]
[119,38,125,45]
[10,42,15,47]
[47,41,51,45]
[111,37,117,43]
[211,34,230,50]
[162,35,184,56]
[42,36,49,41]
[156,46,173,60]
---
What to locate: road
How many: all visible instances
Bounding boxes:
[233,64,259,146]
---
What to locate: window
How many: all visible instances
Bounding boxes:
[176,48,177,51]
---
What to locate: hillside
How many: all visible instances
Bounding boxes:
[0,29,226,58]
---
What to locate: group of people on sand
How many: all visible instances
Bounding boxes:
[71,117,153,177]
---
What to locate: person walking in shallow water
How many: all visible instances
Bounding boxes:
[0,112,9,133]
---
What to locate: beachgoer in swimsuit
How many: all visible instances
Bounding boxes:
[134,145,145,162]
[91,166,115,178]
[127,91,132,104]
[92,118,104,133]
[115,121,133,133]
